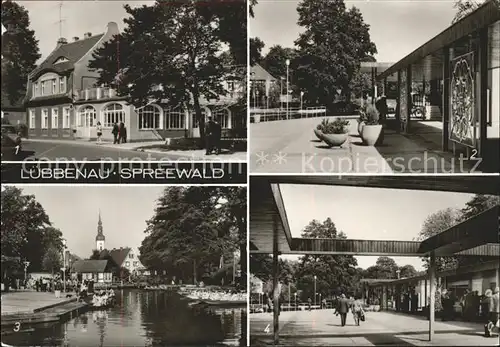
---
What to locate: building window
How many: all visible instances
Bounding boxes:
[213,109,230,129]
[191,109,207,129]
[41,81,46,96]
[138,105,162,130]
[52,79,57,94]
[133,261,138,266]
[102,103,125,127]
[165,110,185,129]
[60,76,66,93]
[129,253,134,259]
[41,109,49,129]
[29,109,35,129]
[125,261,130,267]
[51,108,58,128]
[63,107,70,128]
[78,105,97,127]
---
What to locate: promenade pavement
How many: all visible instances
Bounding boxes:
[1,291,75,315]
[250,310,498,346]
[250,117,478,174]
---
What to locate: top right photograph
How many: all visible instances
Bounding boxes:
[249,0,500,174]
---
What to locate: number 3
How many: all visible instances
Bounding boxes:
[264,324,270,333]
[14,322,21,332]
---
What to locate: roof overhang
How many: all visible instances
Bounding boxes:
[377,1,500,80]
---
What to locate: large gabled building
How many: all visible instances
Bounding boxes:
[25,22,245,142]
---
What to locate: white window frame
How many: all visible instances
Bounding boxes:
[41,109,49,129]
[41,81,46,96]
[29,109,36,129]
[165,109,185,129]
[78,106,97,127]
[51,108,59,129]
[34,83,39,97]
[63,107,70,129]
[102,103,125,128]
[213,109,230,129]
[51,79,57,94]
[125,261,130,267]
[138,105,163,130]
[191,110,207,129]
[59,76,66,93]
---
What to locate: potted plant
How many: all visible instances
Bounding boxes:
[357,107,368,135]
[361,105,383,146]
[321,118,349,148]
[314,118,329,140]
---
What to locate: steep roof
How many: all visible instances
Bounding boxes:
[30,34,104,77]
[108,247,131,267]
[250,64,277,81]
[71,260,109,273]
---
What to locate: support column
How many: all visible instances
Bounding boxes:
[272,216,280,345]
[478,26,488,158]
[384,285,388,311]
[442,47,450,151]
[405,64,412,133]
[496,267,499,289]
[429,252,436,342]
[424,278,428,308]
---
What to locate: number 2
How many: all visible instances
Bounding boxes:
[264,324,270,333]
[470,149,478,160]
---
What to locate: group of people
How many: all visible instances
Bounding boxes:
[91,289,116,308]
[95,122,127,144]
[331,294,365,327]
[482,287,499,337]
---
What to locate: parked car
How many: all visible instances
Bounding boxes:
[1,124,22,160]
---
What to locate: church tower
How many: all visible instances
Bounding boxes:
[95,210,105,251]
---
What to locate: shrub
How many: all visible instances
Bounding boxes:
[316,118,329,131]
[323,118,349,134]
[16,123,29,138]
[364,105,380,125]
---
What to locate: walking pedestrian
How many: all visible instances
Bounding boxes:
[96,121,103,144]
[213,116,222,155]
[205,116,215,155]
[483,289,493,337]
[352,296,365,326]
[119,122,127,143]
[337,294,350,327]
[307,297,312,311]
[486,287,499,337]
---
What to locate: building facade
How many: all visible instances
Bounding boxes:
[108,247,148,276]
[71,260,113,283]
[24,22,245,142]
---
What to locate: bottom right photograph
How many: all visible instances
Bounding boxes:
[249,176,499,346]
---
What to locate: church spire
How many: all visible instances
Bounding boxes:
[95,210,105,251]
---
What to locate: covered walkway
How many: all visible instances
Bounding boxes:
[249,176,499,344]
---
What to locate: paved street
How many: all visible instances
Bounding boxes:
[1,291,74,315]
[250,310,498,346]
[250,118,479,174]
[9,139,246,161]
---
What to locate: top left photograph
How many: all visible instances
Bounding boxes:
[1,0,247,162]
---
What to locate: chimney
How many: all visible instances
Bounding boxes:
[57,37,68,46]
[106,22,119,35]
[73,36,79,42]
[84,32,92,39]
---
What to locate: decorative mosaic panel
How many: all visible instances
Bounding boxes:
[450,52,476,148]
[399,69,408,128]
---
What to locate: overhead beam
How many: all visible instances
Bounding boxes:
[418,205,500,255]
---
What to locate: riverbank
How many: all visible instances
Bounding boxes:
[1,292,88,328]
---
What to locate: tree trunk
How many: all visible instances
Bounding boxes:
[193,259,197,285]
[192,91,205,145]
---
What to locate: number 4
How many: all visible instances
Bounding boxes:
[264,324,270,333]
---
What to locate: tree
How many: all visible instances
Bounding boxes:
[250,0,258,17]
[458,194,500,221]
[398,264,417,279]
[1,0,41,106]
[89,1,237,142]
[363,256,399,279]
[295,218,358,301]
[250,37,265,66]
[294,0,377,109]
[418,207,460,271]
[452,0,483,24]
[42,246,62,275]
[262,45,299,82]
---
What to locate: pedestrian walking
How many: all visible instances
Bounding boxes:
[112,123,119,144]
[96,121,103,144]
[352,297,365,326]
[205,116,215,155]
[118,122,127,143]
[337,294,350,327]
[307,297,312,311]
[485,287,499,337]
[212,116,222,155]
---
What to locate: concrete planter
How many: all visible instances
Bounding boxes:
[361,124,383,146]
[357,121,365,136]
[321,133,348,148]
[313,128,324,141]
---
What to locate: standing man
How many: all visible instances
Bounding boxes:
[213,116,222,155]
[112,122,119,144]
[337,294,350,327]
[205,116,215,155]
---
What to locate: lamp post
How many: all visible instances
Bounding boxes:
[396,269,401,279]
[280,77,284,112]
[300,91,304,111]
[285,59,290,120]
[62,239,66,293]
[319,293,322,309]
[288,283,291,310]
[314,275,317,307]
[23,261,30,288]
[294,292,297,311]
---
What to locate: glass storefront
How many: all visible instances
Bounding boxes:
[487,20,500,139]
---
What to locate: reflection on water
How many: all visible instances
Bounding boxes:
[2,290,246,346]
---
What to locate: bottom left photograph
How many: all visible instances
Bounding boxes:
[1,185,247,347]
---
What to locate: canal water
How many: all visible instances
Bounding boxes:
[2,289,246,346]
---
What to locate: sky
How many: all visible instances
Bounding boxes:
[250,0,460,62]
[18,1,155,62]
[10,185,166,259]
[278,184,475,271]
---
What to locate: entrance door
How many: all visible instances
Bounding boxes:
[76,106,96,139]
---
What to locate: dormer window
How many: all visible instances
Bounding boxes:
[54,56,69,64]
